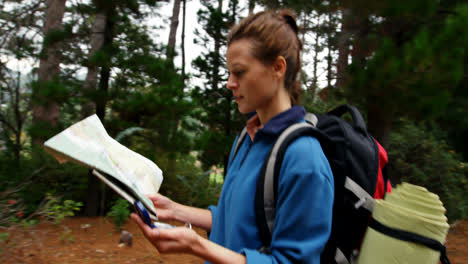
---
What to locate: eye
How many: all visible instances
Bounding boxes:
[232,70,245,77]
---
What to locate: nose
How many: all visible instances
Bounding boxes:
[226,75,238,90]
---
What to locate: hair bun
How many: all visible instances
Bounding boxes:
[278,10,298,34]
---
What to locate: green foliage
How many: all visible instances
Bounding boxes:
[20,219,39,228]
[197,130,235,170]
[343,2,468,145]
[42,193,83,224]
[302,92,349,114]
[59,227,75,244]
[1,0,466,228]
[31,79,70,105]
[177,170,223,208]
[106,198,130,231]
[157,152,212,206]
[388,119,468,221]
[41,25,73,50]
[0,232,9,255]
[0,147,89,217]
[114,127,145,142]
[0,233,9,242]
[0,192,24,227]
[191,1,244,171]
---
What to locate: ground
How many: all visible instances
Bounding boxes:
[1,217,467,264]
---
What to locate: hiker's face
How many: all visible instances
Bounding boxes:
[226,39,282,114]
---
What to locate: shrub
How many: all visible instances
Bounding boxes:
[0,147,88,217]
[107,198,130,231]
[177,169,223,208]
[388,119,468,221]
[41,193,83,224]
[157,152,221,207]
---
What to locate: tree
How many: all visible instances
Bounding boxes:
[335,7,351,89]
[181,0,187,78]
[167,0,181,61]
[81,0,108,117]
[73,0,165,216]
[0,1,44,161]
[83,1,117,217]
[345,1,468,148]
[31,0,67,145]
[0,68,29,164]
[192,0,243,173]
[248,0,255,14]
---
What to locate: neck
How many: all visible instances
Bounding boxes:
[257,87,292,125]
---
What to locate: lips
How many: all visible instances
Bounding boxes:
[234,96,243,102]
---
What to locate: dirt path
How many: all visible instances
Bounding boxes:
[1,217,205,264]
[1,217,467,264]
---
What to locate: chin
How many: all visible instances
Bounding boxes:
[237,104,253,114]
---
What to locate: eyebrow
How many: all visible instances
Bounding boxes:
[227,62,245,70]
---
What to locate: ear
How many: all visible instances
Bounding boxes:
[272,56,287,80]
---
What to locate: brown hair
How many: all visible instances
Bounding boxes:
[227,9,303,105]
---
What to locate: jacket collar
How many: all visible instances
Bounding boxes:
[246,105,306,140]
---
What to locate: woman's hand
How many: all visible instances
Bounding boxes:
[131,213,199,254]
[131,213,246,264]
[146,193,177,221]
[146,193,213,231]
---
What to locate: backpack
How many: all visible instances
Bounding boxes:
[232,104,391,264]
[234,104,452,264]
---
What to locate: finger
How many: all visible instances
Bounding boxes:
[155,240,184,253]
[146,193,158,200]
[131,213,158,239]
[156,227,188,240]
[146,193,163,202]
[154,228,176,240]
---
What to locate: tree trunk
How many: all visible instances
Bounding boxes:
[212,0,223,91]
[351,16,370,68]
[32,0,66,145]
[167,0,181,61]
[82,8,107,118]
[85,5,115,217]
[231,0,237,25]
[248,0,255,15]
[298,12,306,89]
[181,0,186,79]
[326,12,333,89]
[96,6,114,121]
[14,71,22,164]
[367,102,393,149]
[336,8,351,90]
[312,28,319,91]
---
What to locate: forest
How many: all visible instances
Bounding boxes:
[1,0,467,229]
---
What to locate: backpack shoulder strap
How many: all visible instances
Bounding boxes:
[304,112,318,126]
[229,127,248,167]
[255,120,330,251]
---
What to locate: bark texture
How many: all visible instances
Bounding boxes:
[81,10,107,117]
[32,0,66,145]
[167,0,181,61]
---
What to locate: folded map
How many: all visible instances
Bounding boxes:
[43,114,163,220]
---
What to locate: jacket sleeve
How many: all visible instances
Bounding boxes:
[241,136,334,263]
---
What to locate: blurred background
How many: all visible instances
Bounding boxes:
[0,0,467,237]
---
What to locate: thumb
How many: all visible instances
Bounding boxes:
[146,193,159,201]
[147,193,169,202]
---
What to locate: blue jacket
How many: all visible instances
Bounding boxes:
[208,106,334,263]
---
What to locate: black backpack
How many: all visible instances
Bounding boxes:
[232,104,388,263]
[233,104,451,264]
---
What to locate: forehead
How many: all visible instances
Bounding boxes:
[226,39,256,67]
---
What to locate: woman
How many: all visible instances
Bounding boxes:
[131,9,334,263]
